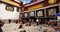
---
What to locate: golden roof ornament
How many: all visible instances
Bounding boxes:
[48,0,57,4]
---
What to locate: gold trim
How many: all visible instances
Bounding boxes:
[48,0,57,4]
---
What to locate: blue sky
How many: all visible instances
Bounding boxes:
[20,0,31,4]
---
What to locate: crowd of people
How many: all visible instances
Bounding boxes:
[0,19,60,32]
[21,18,60,32]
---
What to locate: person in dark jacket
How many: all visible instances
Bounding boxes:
[23,30,26,32]
[0,21,4,32]
[9,19,11,23]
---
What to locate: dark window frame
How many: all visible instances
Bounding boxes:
[36,9,44,17]
[29,11,35,17]
[6,4,14,11]
[17,7,21,12]
[24,12,29,18]
[46,6,59,17]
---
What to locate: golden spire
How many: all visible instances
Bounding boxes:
[23,0,26,5]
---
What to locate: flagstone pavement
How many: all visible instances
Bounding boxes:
[1,23,56,32]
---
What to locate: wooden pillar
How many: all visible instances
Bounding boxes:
[44,8,47,22]
[19,2,25,24]
[59,3,60,12]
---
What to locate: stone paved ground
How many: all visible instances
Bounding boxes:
[1,23,56,32]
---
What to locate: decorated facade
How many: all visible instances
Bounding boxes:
[20,0,60,24]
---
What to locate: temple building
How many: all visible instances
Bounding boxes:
[20,0,60,24]
[0,0,21,23]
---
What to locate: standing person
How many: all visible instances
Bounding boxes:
[16,20,18,24]
[23,30,26,32]
[0,21,4,32]
[9,19,11,24]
